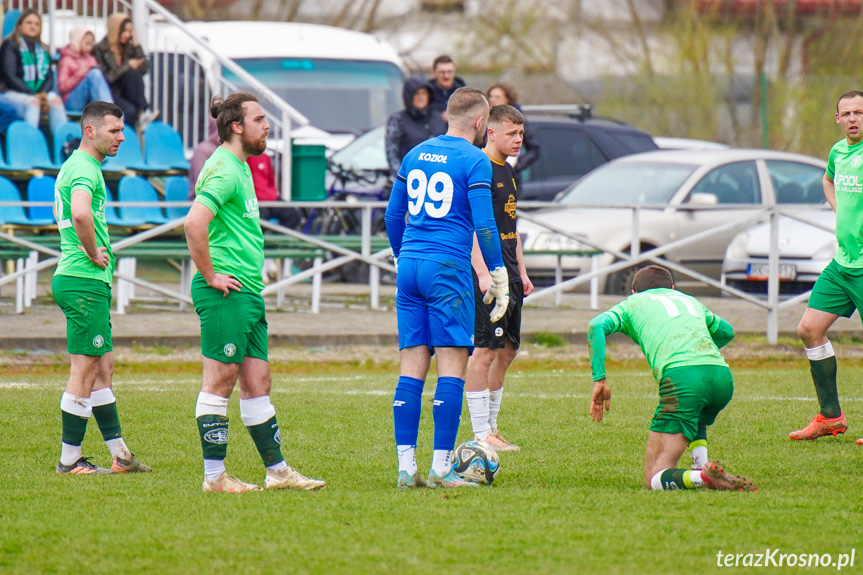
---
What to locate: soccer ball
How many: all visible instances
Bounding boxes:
[453,440,500,485]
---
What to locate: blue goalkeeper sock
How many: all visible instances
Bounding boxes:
[393,376,424,447]
[432,376,465,451]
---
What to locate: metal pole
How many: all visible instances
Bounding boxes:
[767,208,779,343]
[282,110,292,199]
[132,0,148,51]
[761,70,768,149]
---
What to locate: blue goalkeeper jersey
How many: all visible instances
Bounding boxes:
[385,134,503,272]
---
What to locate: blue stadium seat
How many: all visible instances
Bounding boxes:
[102,125,150,173]
[2,9,19,40]
[104,184,129,227]
[0,176,34,225]
[117,175,168,225]
[164,176,190,219]
[26,176,58,225]
[6,121,58,171]
[53,121,82,166]
[143,121,190,171]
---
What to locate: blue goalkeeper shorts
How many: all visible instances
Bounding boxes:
[396,257,475,351]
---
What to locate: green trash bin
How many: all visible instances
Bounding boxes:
[291,144,327,201]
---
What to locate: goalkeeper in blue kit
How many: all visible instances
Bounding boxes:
[385,87,510,489]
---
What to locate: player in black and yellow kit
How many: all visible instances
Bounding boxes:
[465,105,534,451]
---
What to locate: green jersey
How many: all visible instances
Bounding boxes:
[587,288,733,382]
[53,150,114,284]
[826,138,863,268]
[194,146,264,294]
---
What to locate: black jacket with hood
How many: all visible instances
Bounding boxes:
[385,76,447,173]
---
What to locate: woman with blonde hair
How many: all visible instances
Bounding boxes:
[0,9,68,132]
[93,13,157,129]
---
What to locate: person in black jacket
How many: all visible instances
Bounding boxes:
[0,9,68,132]
[487,82,540,187]
[426,55,465,117]
[92,13,157,130]
[384,77,447,173]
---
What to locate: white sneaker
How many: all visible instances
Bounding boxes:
[265,465,326,490]
[202,472,263,493]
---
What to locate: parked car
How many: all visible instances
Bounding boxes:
[519,148,827,294]
[722,209,835,295]
[324,107,658,202]
[653,136,730,150]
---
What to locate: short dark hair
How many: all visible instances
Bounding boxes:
[432,54,454,70]
[487,82,519,106]
[80,101,123,129]
[446,87,488,123]
[631,265,674,293]
[211,92,258,143]
[489,104,524,126]
[837,90,863,112]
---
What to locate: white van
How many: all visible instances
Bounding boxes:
[161,21,407,150]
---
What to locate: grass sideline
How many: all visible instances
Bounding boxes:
[1,363,862,574]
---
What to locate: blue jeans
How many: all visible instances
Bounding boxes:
[0,92,19,133]
[64,68,114,112]
[3,89,68,133]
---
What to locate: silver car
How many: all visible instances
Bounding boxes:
[722,209,835,296]
[519,149,826,294]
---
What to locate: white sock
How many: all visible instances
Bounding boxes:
[239,395,276,426]
[60,393,91,465]
[465,390,491,440]
[431,449,452,476]
[61,392,92,418]
[396,445,417,475]
[106,438,132,460]
[204,459,226,482]
[805,340,835,361]
[267,461,288,474]
[689,470,705,487]
[196,392,228,418]
[60,442,82,466]
[691,446,708,470]
[488,388,503,432]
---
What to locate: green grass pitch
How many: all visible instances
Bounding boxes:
[1,361,861,574]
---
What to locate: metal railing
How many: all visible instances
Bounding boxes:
[0,197,831,343]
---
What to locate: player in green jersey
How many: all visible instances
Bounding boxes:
[185,92,325,493]
[790,90,863,443]
[53,101,150,476]
[587,266,755,491]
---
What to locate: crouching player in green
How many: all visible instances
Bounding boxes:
[587,266,756,492]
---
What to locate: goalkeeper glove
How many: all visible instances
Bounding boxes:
[483,266,510,323]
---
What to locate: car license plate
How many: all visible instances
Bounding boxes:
[746,263,797,280]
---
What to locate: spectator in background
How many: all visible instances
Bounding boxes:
[385,77,446,173]
[0,9,68,133]
[57,27,113,112]
[487,81,539,187]
[427,55,465,117]
[249,151,301,230]
[93,13,157,131]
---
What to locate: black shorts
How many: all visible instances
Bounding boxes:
[473,276,524,349]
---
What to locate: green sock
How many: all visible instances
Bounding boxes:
[810,356,841,419]
[197,414,229,461]
[92,402,122,441]
[658,469,702,490]
[61,409,88,446]
[694,425,707,442]
[246,415,285,467]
